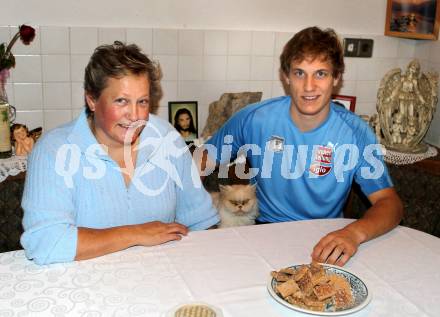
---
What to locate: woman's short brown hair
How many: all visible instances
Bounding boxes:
[84,41,163,115]
[280,27,345,78]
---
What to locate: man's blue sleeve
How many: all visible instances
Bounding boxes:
[354,125,393,197]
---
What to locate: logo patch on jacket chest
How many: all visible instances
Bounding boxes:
[309,146,333,176]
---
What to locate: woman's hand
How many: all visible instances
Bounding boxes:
[76,222,188,261]
[132,221,189,246]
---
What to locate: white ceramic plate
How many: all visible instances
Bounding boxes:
[267,264,372,316]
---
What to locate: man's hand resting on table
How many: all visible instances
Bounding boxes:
[310,188,403,266]
[311,226,364,266]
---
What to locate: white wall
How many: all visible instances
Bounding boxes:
[4,0,387,34]
[1,0,438,146]
[1,25,418,131]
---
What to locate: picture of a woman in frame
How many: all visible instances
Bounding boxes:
[174,108,197,143]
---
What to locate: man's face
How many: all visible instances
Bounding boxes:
[283,56,340,130]
[178,113,191,130]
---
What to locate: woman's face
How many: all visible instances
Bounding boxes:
[177,113,191,130]
[86,73,150,148]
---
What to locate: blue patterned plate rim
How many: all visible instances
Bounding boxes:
[267,263,372,316]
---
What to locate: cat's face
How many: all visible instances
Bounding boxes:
[219,184,257,214]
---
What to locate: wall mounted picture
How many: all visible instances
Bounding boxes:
[331,95,356,112]
[385,0,440,40]
[168,101,198,144]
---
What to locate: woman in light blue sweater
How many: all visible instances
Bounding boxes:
[21,42,219,265]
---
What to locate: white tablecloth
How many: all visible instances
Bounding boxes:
[0,156,26,183]
[0,219,439,316]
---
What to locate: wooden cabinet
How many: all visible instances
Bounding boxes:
[0,172,25,252]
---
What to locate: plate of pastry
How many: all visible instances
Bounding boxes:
[268,262,372,316]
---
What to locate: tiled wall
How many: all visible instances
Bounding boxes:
[1,26,421,134]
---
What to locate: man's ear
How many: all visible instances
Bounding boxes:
[85,93,96,112]
[281,71,290,85]
[333,74,341,87]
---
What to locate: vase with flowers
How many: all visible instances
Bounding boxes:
[0,24,35,158]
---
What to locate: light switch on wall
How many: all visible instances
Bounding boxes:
[343,38,373,58]
[347,43,355,52]
[344,38,359,57]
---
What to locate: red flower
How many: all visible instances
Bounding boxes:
[0,24,36,71]
[19,25,36,45]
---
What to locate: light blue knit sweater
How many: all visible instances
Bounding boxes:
[21,111,219,265]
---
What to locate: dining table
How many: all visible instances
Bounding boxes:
[0,218,439,316]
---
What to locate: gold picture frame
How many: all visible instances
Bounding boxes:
[385,0,440,40]
[168,101,198,144]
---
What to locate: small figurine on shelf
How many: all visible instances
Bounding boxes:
[404,116,418,145]
[391,112,403,144]
[369,113,382,142]
[377,59,438,153]
[29,127,42,142]
[11,123,34,156]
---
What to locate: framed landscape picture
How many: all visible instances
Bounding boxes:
[168,101,198,144]
[331,95,356,112]
[385,0,440,40]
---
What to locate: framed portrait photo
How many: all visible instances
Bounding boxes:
[385,0,440,40]
[168,101,198,144]
[331,95,356,112]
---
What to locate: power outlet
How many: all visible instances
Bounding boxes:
[343,38,374,58]
[359,39,373,57]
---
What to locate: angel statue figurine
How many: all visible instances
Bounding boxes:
[11,123,34,156]
[377,59,438,153]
